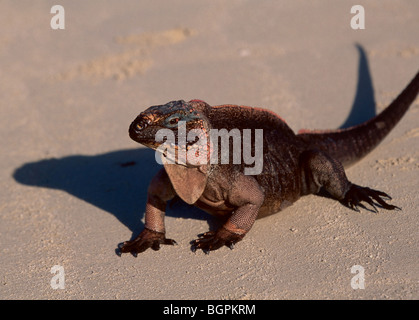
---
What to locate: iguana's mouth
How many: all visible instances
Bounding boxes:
[160,139,201,158]
[157,136,208,166]
[167,135,200,151]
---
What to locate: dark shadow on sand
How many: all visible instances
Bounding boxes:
[13,148,211,238]
[339,44,376,128]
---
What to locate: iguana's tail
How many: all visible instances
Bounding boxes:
[297,71,419,168]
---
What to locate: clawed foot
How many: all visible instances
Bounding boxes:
[117,228,177,257]
[190,227,245,254]
[342,184,401,212]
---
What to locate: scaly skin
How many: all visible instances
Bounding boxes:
[118,71,419,256]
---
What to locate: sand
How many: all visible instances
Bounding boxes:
[0,0,418,300]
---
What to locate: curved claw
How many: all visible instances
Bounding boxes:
[342,184,400,212]
[117,228,177,256]
[190,227,244,253]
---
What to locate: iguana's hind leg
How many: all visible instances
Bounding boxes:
[300,149,400,212]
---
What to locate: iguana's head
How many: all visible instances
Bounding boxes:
[129,99,212,165]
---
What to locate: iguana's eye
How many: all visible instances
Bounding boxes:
[169,117,179,125]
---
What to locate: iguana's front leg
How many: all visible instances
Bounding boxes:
[191,175,265,253]
[118,168,177,256]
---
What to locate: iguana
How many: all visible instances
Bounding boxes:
[118,71,419,255]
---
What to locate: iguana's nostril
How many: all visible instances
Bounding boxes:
[130,118,148,133]
[136,122,144,131]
